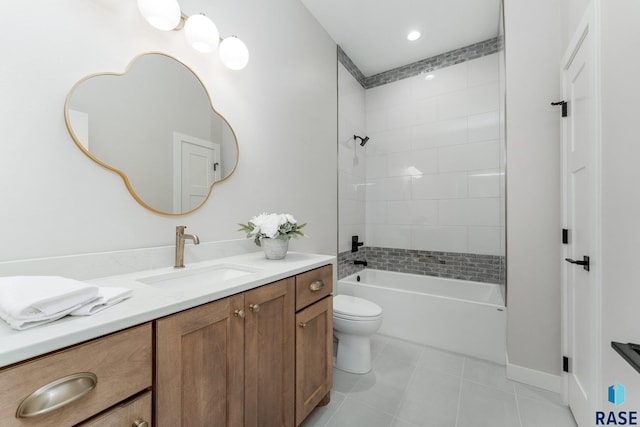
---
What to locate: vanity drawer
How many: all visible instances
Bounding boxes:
[0,323,152,426]
[78,391,152,427]
[295,264,333,311]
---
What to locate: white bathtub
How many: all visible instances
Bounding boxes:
[337,269,506,364]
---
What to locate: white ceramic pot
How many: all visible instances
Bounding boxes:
[261,238,289,260]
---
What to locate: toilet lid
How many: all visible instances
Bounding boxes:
[333,295,382,318]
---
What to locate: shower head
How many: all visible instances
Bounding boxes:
[354,135,370,146]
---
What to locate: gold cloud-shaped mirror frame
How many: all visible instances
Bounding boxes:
[64,52,239,216]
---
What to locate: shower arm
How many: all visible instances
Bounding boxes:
[354,135,370,146]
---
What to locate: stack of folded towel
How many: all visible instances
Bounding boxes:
[0,276,132,330]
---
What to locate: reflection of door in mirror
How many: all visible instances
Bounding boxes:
[65,53,239,216]
[172,133,221,212]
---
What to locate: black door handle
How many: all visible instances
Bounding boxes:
[565,255,590,272]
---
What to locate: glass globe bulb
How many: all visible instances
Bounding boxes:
[184,14,220,53]
[137,0,181,31]
[218,36,249,70]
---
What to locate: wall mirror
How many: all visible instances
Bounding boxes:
[64,52,238,215]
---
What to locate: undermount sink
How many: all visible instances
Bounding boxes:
[137,264,259,289]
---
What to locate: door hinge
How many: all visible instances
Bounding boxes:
[563,356,570,373]
[562,229,569,244]
[551,100,568,117]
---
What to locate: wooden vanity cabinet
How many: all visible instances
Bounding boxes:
[155,293,245,427]
[0,323,152,427]
[0,262,333,427]
[294,265,333,426]
[155,277,295,427]
[244,277,295,427]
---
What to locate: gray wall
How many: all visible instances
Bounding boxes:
[504,0,567,376]
[600,0,640,407]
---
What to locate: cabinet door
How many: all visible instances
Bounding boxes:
[295,297,333,426]
[155,295,245,427]
[244,278,295,427]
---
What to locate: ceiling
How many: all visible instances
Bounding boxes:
[300,0,501,77]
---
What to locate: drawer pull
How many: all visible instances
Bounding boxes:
[299,322,307,328]
[16,372,98,418]
[249,303,260,313]
[234,309,246,318]
[310,280,324,292]
[133,419,150,427]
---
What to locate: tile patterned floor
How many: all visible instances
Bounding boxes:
[301,335,578,427]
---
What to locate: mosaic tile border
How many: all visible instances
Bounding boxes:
[338,247,505,284]
[339,36,504,89]
[337,45,367,87]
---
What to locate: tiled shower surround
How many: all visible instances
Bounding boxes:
[338,247,505,284]
[337,41,506,287]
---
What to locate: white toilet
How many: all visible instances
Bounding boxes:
[333,294,383,374]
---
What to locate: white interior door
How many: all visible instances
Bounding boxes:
[173,133,221,212]
[562,9,599,427]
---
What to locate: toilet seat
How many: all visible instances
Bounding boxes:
[334,311,383,322]
[333,295,382,319]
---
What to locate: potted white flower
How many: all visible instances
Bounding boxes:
[238,213,306,259]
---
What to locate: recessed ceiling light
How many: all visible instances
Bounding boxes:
[407,31,421,41]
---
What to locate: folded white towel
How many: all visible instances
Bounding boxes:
[0,276,99,329]
[0,303,86,330]
[70,287,132,316]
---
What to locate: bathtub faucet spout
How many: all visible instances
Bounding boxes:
[354,260,368,267]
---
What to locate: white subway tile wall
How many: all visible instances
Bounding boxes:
[363,53,504,257]
[338,64,367,253]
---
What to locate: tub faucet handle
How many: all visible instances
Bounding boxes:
[351,235,364,253]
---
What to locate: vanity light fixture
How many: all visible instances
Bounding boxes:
[219,36,250,70]
[184,14,220,53]
[137,0,249,70]
[137,0,181,31]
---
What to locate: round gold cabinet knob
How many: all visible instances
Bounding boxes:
[249,303,260,313]
[132,419,149,427]
[234,309,246,318]
[309,280,324,292]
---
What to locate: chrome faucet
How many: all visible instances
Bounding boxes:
[175,225,200,268]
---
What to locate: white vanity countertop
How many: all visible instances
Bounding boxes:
[0,251,335,368]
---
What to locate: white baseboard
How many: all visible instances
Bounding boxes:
[506,354,562,393]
